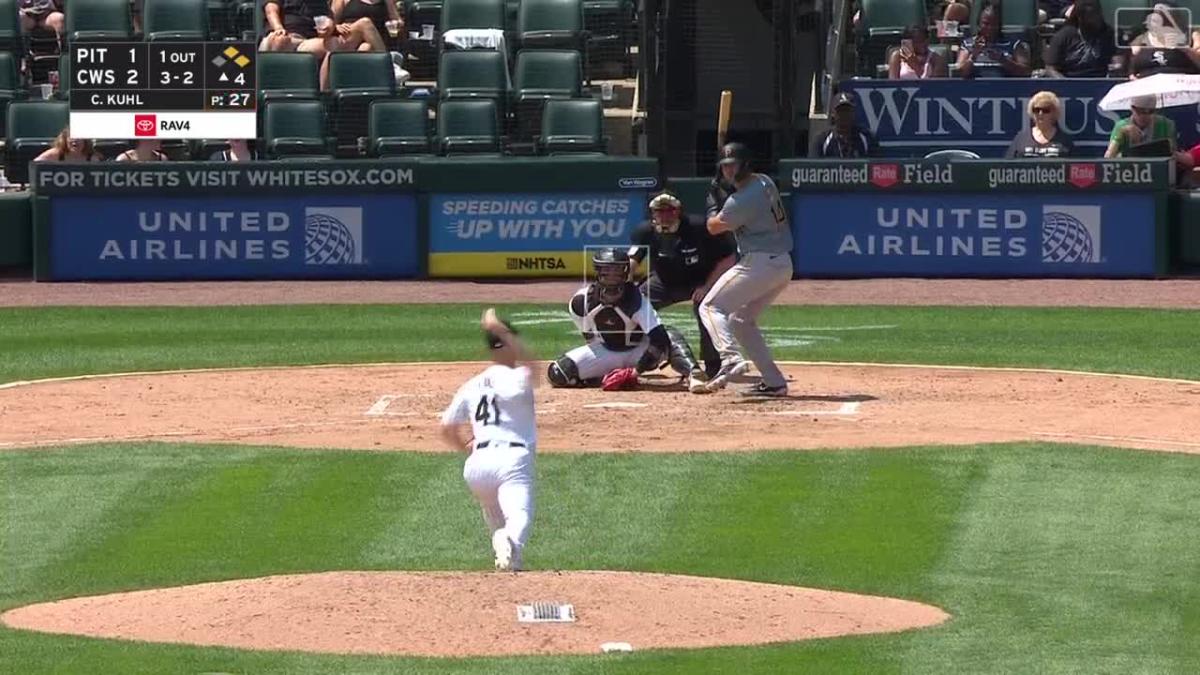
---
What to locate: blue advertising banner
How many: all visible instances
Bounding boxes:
[839,79,1200,158]
[792,192,1157,277]
[50,194,419,280]
[428,192,647,277]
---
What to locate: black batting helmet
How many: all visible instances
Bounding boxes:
[718,142,752,181]
[591,247,630,304]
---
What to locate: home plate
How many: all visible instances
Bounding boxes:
[582,402,647,409]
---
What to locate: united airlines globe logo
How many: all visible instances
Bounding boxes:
[1041,207,1101,264]
[304,208,364,265]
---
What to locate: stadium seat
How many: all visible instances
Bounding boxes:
[327,52,397,154]
[537,98,604,154]
[436,99,501,154]
[512,49,582,139]
[0,52,17,137]
[857,0,924,76]
[263,100,332,158]
[518,0,585,50]
[404,0,443,79]
[5,101,68,185]
[439,0,504,32]
[583,0,634,76]
[369,99,432,156]
[66,0,135,42]
[143,0,209,41]
[55,53,69,99]
[0,0,19,53]
[257,52,320,104]
[437,49,509,101]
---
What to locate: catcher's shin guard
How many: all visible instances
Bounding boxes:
[665,325,700,377]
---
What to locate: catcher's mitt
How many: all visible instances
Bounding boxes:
[601,367,639,391]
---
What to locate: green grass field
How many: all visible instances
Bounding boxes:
[2,304,1198,673]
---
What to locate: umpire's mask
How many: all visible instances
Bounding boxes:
[649,192,682,234]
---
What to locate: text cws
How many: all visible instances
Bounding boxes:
[36,167,415,189]
[442,198,633,240]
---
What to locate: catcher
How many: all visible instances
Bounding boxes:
[546,247,706,392]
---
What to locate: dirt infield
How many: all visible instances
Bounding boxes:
[0,571,949,657]
[2,362,1198,454]
[3,278,1200,308]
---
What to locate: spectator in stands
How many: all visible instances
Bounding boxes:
[933,1,970,26]
[888,25,947,79]
[1043,0,1120,77]
[333,0,403,49]
[956,2,1032,78]
[1040,0,1073,22]
[1172,142,1200,187]
[262,0,387,55]
[1006,91,1074,157]
[209,139,256,161]
[1129,4,1200,77]
[810,92,879,158]
[116,140,168,162]
[1104,95,1177,158]
[18,0,63,40]
[34,127,101,162]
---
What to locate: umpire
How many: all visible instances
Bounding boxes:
[628,192,736,379]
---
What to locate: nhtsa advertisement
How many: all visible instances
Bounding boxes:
[428,193,646,277]
[49,195,419,280]
[791,193,1157,277]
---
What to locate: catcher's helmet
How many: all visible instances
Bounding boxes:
[648,192,682,233]
[591,247,630,303]
[718,142,752,182]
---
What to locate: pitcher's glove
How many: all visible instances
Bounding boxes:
[601,367,640,391]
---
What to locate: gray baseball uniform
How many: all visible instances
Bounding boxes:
[698,173,793,389]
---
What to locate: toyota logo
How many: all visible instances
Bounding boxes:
[136,119,154,132]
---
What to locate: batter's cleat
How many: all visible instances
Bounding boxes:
[492,531,514,572]
[738,382,788,398]
[704,359,751,392]
[688,369,711,394]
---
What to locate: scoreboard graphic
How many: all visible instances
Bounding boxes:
[69,42,257,139]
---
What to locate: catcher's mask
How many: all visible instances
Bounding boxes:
[591,247,631,304]
[718,142,752,183]
[649,192,682,233]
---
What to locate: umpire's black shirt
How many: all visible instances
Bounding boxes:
[629,215,736,289]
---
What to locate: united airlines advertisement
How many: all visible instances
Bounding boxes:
[791,193,1157,277]
[49,195,420,280]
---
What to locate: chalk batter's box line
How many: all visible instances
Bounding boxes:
[581,244,655,336]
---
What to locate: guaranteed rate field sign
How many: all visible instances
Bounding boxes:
[428,193,648,277]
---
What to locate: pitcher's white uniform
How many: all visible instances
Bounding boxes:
[441,364,536,570]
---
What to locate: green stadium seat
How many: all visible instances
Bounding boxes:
[369,99,432,156]
[263,100,331,158]
[512,49,582,139]
[403,0,443,79]
[66,0,135,42]
[437,99,501,154]
[256,52,320,104]
[583,0,634,76]
[0,52,17,138]
[437,49,509,101]
[328,52,397,155]
[0,0,19,53]
[538,98,604,154]
[5,101,68,185]
[857,0,925,77]
[143,0,208,41]
[440,0,504,32]
[55,53,69,100]
[518,0,585,50]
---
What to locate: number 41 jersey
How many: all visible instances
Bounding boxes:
[440,364,537,448]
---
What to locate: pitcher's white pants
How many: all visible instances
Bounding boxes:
[463,441,535,568]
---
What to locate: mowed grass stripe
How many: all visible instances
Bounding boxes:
[2,305,1199,384]
[896,444,1200,673]
[24,446,429,597]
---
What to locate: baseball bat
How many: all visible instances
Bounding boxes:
[717,90,733,151]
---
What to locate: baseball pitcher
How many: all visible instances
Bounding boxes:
[440,308,537,572]
[699,142,794,397]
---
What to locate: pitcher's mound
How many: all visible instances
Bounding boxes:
[1,571,949,657]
